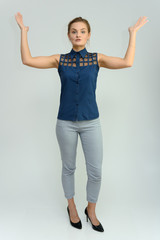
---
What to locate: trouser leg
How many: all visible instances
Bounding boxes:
[56,120,78,199]
[79,118,103,203]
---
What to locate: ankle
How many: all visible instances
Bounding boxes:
[68,202,76,208]
[87,202,96,210]
[68,198,76,207]
[87,206,96,214]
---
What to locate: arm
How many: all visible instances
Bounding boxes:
[98,53,130,69]
[98,16,149,69]
[15,12,59,69]
[98,32,135,69]
[124,16,149,66]
[123,31,136,67]
[98,31,135,69]
[21,29,59,69]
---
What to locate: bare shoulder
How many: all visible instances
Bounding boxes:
[50,54,61,69]
[97,53,103,68]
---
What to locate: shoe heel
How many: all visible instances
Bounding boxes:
[67,206,82,229]
[84,206,104,232]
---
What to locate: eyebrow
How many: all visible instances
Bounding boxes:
[71,28,86,30]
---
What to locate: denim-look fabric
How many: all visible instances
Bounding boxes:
[57,47,100,121]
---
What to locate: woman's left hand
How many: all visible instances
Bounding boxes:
[128,16,149,33]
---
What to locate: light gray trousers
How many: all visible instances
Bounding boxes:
[55,117,103,203]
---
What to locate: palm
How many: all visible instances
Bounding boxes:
[128,16,149,33]
[15,12,29,31]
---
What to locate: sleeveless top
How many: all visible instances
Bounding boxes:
[57,47,100,121]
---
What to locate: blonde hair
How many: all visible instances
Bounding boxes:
[68,17,91,33]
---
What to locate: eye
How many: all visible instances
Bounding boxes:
[72,31,86,33]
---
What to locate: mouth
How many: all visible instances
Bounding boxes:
[75,39,81,41]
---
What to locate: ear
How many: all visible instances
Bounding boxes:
[88,32,91,40]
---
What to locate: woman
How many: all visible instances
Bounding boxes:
[15,13,149,232]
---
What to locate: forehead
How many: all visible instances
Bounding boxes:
[70,22,87,30]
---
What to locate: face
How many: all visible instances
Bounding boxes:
[68,22,91,48]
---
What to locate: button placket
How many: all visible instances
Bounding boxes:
[57,48,100,121]
[74,53,80,120]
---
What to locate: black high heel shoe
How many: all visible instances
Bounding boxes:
[84,207,104,232]
[67,206,82,229]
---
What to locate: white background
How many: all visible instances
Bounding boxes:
[0,0,159,239]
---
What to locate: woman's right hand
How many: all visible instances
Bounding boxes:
[15,12,29,32]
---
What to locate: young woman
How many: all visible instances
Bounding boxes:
[15,13,149,232]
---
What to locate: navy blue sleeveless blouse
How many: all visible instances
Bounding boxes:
[57,47,100,121]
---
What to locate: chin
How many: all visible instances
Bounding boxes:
[75,42,83,45]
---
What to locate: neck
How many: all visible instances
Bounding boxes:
[72,45,85,52]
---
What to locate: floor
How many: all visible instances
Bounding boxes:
[0,203,159,240]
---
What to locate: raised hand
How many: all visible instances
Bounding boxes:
[128,16,149,33]
[15,12,29,31]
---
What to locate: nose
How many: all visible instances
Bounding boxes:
[76,33,81,37]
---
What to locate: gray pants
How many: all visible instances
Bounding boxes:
[55,117,103,203]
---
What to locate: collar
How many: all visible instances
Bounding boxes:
[69,47,88,59]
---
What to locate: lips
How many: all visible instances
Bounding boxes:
[76,39,81,41]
